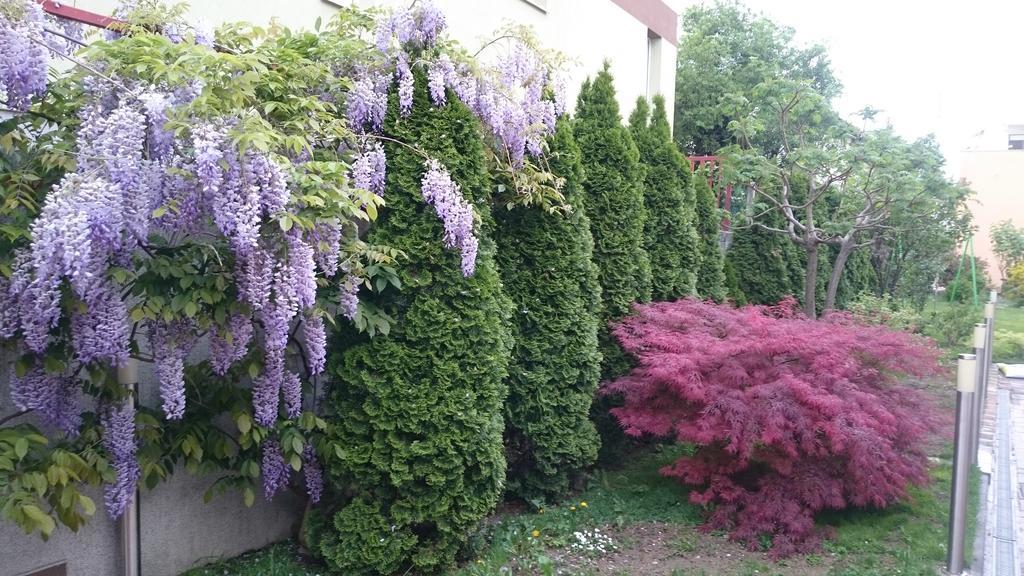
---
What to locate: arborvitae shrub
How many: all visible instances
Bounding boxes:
[629,95,700,300]
[727,211,794,305]
[692,167,727,301]
[575,64,649,459]
[317,70,512,575]
[495,118,602,501]
[723,259,747,304]
[605,298,943,557]
[575,63,650,321]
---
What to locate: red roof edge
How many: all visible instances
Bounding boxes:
[609,0,678,46]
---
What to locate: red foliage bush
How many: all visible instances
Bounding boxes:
[605,297,944,556]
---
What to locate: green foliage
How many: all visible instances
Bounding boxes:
[993,330,1024,363]
[574,63,650,321]
[629,96,700,300]
[922,303,978,350]
[723,258,747,305]
[692,168,727,301]
[495,118,602,502]
[1003,261,1024,305]
[845,293,922,332]
[726,215,795,305]
[834,248,876,309]
[991,219,1024,280]
[317,70,512,575]
[673,0,840,154]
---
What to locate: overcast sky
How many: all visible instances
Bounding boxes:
[729,0,1024,177]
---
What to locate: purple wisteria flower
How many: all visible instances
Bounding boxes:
[350,142,387,196]
[420,160,478,276]
[302,444,323,503]
[301,313,326,376]
[210,313,254,375]
[101,399,140,519]
[0,0,49,111]
[261,439,290,500]
[10,365,81,436]
[149,320,196,420]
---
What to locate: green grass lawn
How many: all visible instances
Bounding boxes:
[182,442,975,576]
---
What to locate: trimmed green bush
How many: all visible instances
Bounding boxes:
[727,212,795,305]
[495,118,602,501]
[317,70,512,575]
[693,167,727,301]
[724,258,747,304]
[575,63,651,322]
[629,95,700,300]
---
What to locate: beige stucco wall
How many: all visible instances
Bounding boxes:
[960,150,1024,286]
[72,0,680,130]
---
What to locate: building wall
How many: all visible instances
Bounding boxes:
[960,150,1024,286]
[0,353,301,576]
[71,0,680,130]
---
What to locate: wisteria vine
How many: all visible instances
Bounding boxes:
[0,0,569,528]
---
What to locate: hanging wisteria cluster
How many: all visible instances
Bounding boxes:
[348,1,568,276]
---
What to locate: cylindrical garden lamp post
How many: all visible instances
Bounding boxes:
[971,323,987,465]
[948,353,977,575]
[117,358,140,576]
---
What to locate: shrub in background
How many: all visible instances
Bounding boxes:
[845,292,922,333]
[629,95,700,300]
[726,211,796,305]
[1002,261,1024,306]
[723,259,747,304]
[318,72,512,575]
[993,329,1024,363]
[922,303,978,351]
[605,298,942,557]
[496,118,602,501]
[693,167,727,301]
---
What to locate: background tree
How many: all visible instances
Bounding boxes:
[724,81,942,318]
[495,117,602,501]
[320,71,512,575]
[674,0,840,154]
[629,95,700,299]
[991,219,1024,282]
[693,167,727,300]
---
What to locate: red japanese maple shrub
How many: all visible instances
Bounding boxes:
[605,297,944,557]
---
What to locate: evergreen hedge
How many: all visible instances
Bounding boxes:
[317,70,512,575]
[726,211,795,305]
[629,96,700,300]
[495,118,602,501]
[692,167,727,301]
[575,63,651,322]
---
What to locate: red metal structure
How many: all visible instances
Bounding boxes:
[37,0,122,29]
[688,155,732,232]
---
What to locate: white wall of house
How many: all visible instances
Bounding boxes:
[71,0,680,130]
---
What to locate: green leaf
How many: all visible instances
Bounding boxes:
[14,438,28,460]
[236,413,252,435]
[243,486,255,507]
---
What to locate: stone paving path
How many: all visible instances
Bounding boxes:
[979,366,1020,576]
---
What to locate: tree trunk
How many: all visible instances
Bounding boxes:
[803,241,819,319]
[824,240,856,313]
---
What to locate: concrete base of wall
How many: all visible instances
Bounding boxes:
[1,471,300,576]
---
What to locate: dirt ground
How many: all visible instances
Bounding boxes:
[549,522,836,576]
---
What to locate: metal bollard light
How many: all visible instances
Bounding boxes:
[117,359,141,576]
[984,301,995,402]
[970,323,987,465]
[948,353,977,575]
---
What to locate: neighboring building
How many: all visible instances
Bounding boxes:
[960,124,1024,286]
[1,2,681,576]
[75,0,682,130]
